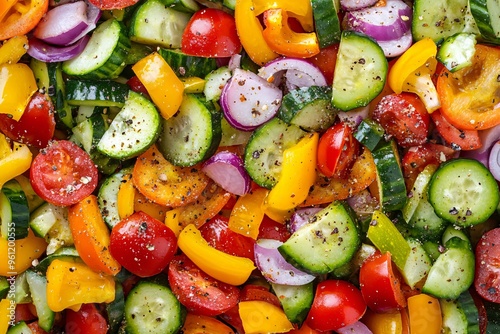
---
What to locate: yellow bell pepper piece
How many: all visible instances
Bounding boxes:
[363,308,407,334]
[0,134,10,159]
[0,229,47,276]
[46,259,116,312]
[165,207,183,237]
[235,0,279,66]
[407,294,442,334]
[239,300,294,334]
[0,35,28,65]
[0,63,38,121]
[0,298,13,334]
[388,38,440,113]
[266,133,318,211]
[132,52,184,120]
[177,224,255,286]
[0,141,32,190]
[229,188,268,239]
[252,0,314,32]
[181,77,205,94]
[117,174,135,220]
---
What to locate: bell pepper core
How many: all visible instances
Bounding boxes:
[46,259,116,312]
[266,133,318,211]
[388,38,440,113]
[177,224,256,286]
[262,8,320,58]
[0,63,38,121]
[239,300,294,334]
[132,52,184,120]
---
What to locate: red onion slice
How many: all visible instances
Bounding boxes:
[337,320,373,334]
[27,35,90,62]
[258,57,327,88]
[461,124,500,168]
[202,151,251,196]
[488,141,500,181]
[65,2,101,46]
[341,0,379,11]
[343,0,412,42]
[377,30,413,58]
[337,105,370,129]
[220,68,282,131]
[254,239,316,285]
[33,1,91,46]
[288,207,322,234]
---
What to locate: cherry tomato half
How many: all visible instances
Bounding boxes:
[110,211,178,277]
[317,122,359,178]
[258,215,291,242]
[0,92,55,148]
[474,227,500,303]
[30,140,98,206]
[168,254,240,316]
[65,304,108,334]
[359,252,407,313]
[306,279,366,332]
[181,8,242,58]
[373,93,430,148]
[199,214,256,261]
[430,109,481,151]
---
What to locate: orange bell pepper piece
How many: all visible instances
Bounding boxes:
[68,195,121,276]
[229,187,268,239]
[0,63,37,121]
[407,293,442,334]
[239,300,294,334]
[0,229,46,276]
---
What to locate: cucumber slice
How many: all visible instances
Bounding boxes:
[440,290,480,333]
[97,91,161,160]
[278,86,337,132]
[158,48,217,78]
[353,118,384,151]
[26,270,55,332]
[203,66,232,101]
[437,32,477,72]
[62,19,130,79]
[65,79,129,108]
[271,282,314,326]
[129,0,191,48]
[278,201,360,274]
[7,321,33,334]
[0,179,30,240]
[331,30,387,111]
[157,93,222,167]
[98,166,133,229]
[428,158,500,227]
[159,0,200,12]
[0,276,8,299]
[311,0,341,48]
[125,279,185,334]
[244,118,306,189]
[470,0,500,43]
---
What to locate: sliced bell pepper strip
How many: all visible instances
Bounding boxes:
[235,0,278,66]
[302,148,376,206]
[0,138,32,190]
[0,35,28,65]
[367,210,411,272]
[0,298,11,334]
[165,207,183,238]
[388,38,440,113]
[117,173,135,220]
[228,187,268,239]
[262,8,320,58]
[68,195,121,276]
[252,0,314,32]
[177,224,255,286]
[266,132,318,211]
[46,259,115,312]
[0,63,38,121]
[132,52,184,120]
[407,293,442,334]
[0,229,47,276]
[238,300,294,334]
[181,77,205,94]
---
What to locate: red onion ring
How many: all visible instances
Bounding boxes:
[202,151,251,196]
[258,57,328,89]
[340,0,379,11]
[488,141,500,181]
[27,35,90,62]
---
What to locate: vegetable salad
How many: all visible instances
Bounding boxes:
[1,0,500,333]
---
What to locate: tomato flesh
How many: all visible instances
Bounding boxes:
[359,252,407,313]
[168,254,240,316]
[258,215,291,242]
[30,140,98,206]
[430,109,481,151]
[0,92,55,148]
[474,227,500,303]
[87,0,139,10]
[306,279,366,332]
[65,304,108,334]
[181,8,242,58]
[110,211,178,278]
[373,93,430,148]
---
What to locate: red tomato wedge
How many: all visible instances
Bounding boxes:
[110,211,178,278]
[430,109,481,151]
[30,140,98,206]
[0,92,55,148]
[474,227,500,303]
[168,254,240,316]
[0,0,48,40]
[65,304,108,334]
[437,44,500,130]
[87,0,139,10]
[181,8,242,58]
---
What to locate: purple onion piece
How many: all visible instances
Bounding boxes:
[27,35,90,63]
[33,1,90,46]
[377,30,413,58]
[288,207,322,234]
[336,320,373,334]
[227,54,241,71]
[461,123,500,168]
[346,189,380,222]
[202,151,251,196]
[337,105,370,129]
[488,141,500,181]
[64,2,101,46]
[220,68,282,131]
[343,0,412,42]
[254,239,316,285]
[258,57,327,88]
[340,0,379,11]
